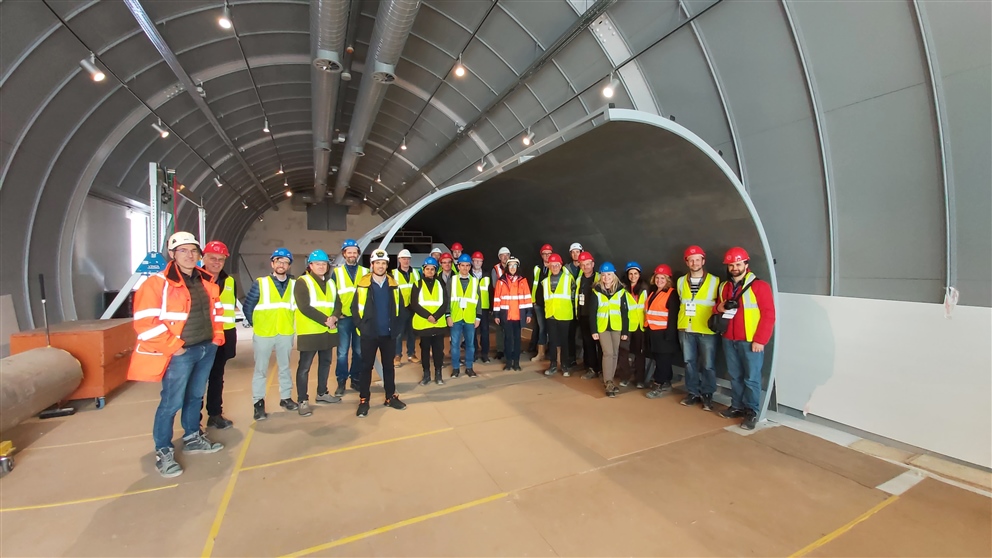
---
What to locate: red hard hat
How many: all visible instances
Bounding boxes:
[203,241,229,256]
[539,244,553,253]
[547,253,563,264]
[471,251,484,260]
[654,264,672,277]
[684,245,705,260]
[440,253,453,262]
[723,247,750,264]
[450,242,463,251]
[578,251,594,262]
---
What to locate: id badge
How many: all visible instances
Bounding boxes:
[685,301,696,317]
[578,294,585,306]
[722,308,738,319]
[460,299,468,310]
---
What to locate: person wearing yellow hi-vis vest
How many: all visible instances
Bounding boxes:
[588,263,630,398]
[201,240,238,431]
[292,250,343,417]
[617,262,648,388]
[392,249,421,367]
[446,254,482,379]
[715,247,775,431]
[470,251,493,364]
[333,239,368,397]
[540,254,575,376]
[574,251,601,379]
[243,248,298,421]
[527,244,554,360]
[676,245,720,412]
[410,257,450,385]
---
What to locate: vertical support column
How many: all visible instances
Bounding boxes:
[148,163,160,253]
[198,206,207,245]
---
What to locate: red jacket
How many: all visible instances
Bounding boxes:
[717,277,775,345]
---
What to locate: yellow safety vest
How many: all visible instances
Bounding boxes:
[219,275,237,330]
[412,279,446,331]
[334,265,368,317]
[449,275,479,324]
[595,289,625,333]
[542,272,575,321]
[392,267,421,307]
[626,289,647,332]
[677,273,719,334]
[294,274,338,335]
[532,265,546,301]
[354,279,400,336]
[573,272,600,314]
[476,273,491,310]
[253,276,295,337]
[723,272,762,342]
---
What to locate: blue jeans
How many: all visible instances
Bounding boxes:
[395,309,416,357]
[153,341,217,450]
[529,307,547,349]
[335,316,363,384]
[723,338,765,413]
[679,331,717,397]
[450,321,476,368]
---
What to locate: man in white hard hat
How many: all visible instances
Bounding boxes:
[392,249,421,366]
[491,247,511,360]
[566,242,583,369]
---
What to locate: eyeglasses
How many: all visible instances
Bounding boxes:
[541,252,552,256]
[272,258,291,265]
[173,248,199,256]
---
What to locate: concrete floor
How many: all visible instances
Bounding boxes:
[1,332,990,557]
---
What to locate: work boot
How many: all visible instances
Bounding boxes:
[393,355,403,367]
[720,407,746,419]
[298,400,313,417]
[513,360,522,372]
[183,432,224,454]
[253,399,268,421]
[701,395,714,412]
[451,367,461,379]
[741,410,758,430]
[680,394,702,407]
[384,394,407,410]
[333,381,346,397]
[356,397,370,418]
[419,370,431,386]
[435,369,444,385]
[207,415,233,430]
[466,369,478,378]
[155,448,183,478]
[409,355,421,364]
[316,392,342,404]
[280,398,299,411]
[530,347,544,362]
[545,364,558,376]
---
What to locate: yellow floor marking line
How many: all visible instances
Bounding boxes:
[200,424,257,558]
[0,484,178,513]
[790,494,900,557]
[239,427,455,472]
[280,492,509,557]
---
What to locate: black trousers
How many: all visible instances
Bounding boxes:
[205,328,237,416]
[420,335,444,374]
[296,349,332,401]
[359,335,396,401]
[617,330,646,382]
[651,351,675,385]
[577,315,602,372]
[503,320,522,362]
[546,318,572,366]
[567,320,578,365]
[474,309,491,356]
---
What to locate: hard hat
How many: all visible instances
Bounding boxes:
[168,231,200,251]
[547,253,563,264]
[599,262,616,274]
[456,254,472,265]
[539,244,553,253]
[569,242,583,252]
[397,249,412,258]
[423,257,439,269]
[498,246,511,256]
[507,256,521,267]
[578,251,594,263]
[625,261,641,273]
[370,248,389,263]
[451,242,463,251]
[271,248,293,263]
[723,247,750,264]
[654,264,673,277]
[341,239,360,252]
[684,245,705,260]
[471,251,484,260]
[307,249,330,264]
[203,240,229,256]
[430,247,442,255]
[440,253,453,262]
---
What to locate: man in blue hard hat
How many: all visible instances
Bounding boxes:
[243,248,298,420]
[447,254,481,378]
[293,249,342,417]
[333,239,369,397]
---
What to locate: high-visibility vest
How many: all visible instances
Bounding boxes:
[219,275,237,330]
[542,272,574,321]
[334,265,368,317]
[495,276,533,321]
[645,289,673,330]
[626,289,647,332]
[412,279,446,331]
[532,265,547,302]
[594,289,625,333]
[253,276,296,337]
[392,267,421,307]
[354,279,400,336]
[294,274,338,335]
[449,275,479,324]
[677,273,718,334]
[476,274,491,310]
[573,272,600,314]
[722,272,762,342]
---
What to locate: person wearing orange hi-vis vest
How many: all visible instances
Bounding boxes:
[644,265,681,400]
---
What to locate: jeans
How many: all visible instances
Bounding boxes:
[528,307,547,350]
[598,330,623,383]
[359,335,396,400]
[394,309,416,358]
[252,334,293,401]
[723,338,765,413]
[502,320,522,362]
[296,349,332,401]
[153,341,217,450]
[450,321,476,368]
[475,309,491,357]
[679,331,717,397]
[335,316,363,384]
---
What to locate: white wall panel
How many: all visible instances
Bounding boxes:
[71,196,134,320]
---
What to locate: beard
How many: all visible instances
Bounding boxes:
[729,268,746,278]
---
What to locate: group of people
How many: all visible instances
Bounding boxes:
[127,232,775,479]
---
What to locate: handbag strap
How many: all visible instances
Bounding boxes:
[729,278,756,303]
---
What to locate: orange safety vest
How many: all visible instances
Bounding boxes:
[494,275,533,321]
[644,289,673,330]
[127,262,225,382]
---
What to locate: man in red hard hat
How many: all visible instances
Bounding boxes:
[201,240,238,430]
[528,244,554,361]
[575,251,601,379]
[450,242,464,262]
[540,253,575,375]
[676,245,720,411]
[471,251,493,363]
[716,247,775,430]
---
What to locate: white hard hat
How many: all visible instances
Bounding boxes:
[498,246,511,256]
[569,242,583,252]
[397,249,412,258]
[370,248,389,263]
[430,247,442,255]
[168,231,200,251]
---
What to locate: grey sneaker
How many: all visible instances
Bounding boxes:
[582,370,597,380]
[183,432,224,454]
[605,381,619,398]
[298,400,313,417]
[562,369,571,377]
[619,379,630,387]
[316,392,342,404]
[155,448,183,478]
[645,386,667,399]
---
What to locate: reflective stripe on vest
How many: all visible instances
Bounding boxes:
[355,282,400,336]
[335,265,367,317]
[532,266,543,301]
[392,268,421,306]
[729,272,761,342]
[478,275,491,310]
[412,280,445,331]
[253,276,295,337]
[626,289,647,332]
[450,275,479,324]
[219,276,237,330]
[645,289,673,330]
[595,290,624,332]
[677,273,718,334]
[294,274,338,335]
[543,273,574,321]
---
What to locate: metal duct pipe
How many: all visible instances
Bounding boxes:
[333,0,421,203]
[311,0,349,199]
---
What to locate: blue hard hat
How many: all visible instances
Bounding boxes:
[625,261,641,272]
[307,249,330,264]
[599,262,616,274]
[271,248,293,263]
[341,239,359,251]
[423,257,439,269]
[456,254,472,265]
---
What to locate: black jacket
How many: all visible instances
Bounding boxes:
[351,273,401,338]
[410,277,450,337]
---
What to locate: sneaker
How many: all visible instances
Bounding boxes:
[605,381,618,398]
[635,382,646,390]
[155,448,183,478]
[207,415,233,430]
[741,411,758,431]
[619,379,630,387]
[316,392,342,404]
[466,369,478,378]
[280,398,299,411]
[562,365,571,375]
[333,383,346,397]
[419,374,431,386]
[702,395,714,412]
[720,407,746,419]
[581,370,597,380]
[298,400,313,417]
[356,397,370,418]
[513,363,522,372]
[384,395,407,410]
[409,355,421,364]
[451,368,461,379]
[680,395,702,407]
[503,363,512,371]
[482,357,491,363]
[544,364,558,376]
[253,399,268,421]
[562,369,571,377]
[393,356,403,367]
[435,372,445,386]
[183,432,224,454]
[660,381,672,392]
[645,386,666,399]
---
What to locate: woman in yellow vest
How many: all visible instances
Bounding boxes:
[618,262,648,388]
[588,263,629,397]
[292,250,341,417]
[410,257,450,385]
[644,265,681,399]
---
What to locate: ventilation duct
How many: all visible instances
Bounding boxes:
[311,0,348,199]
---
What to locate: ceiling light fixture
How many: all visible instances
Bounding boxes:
[376,174,382,183]
[218,5,232,29]
[285,190,292,197]
[453,55,466,77]
[79,53,105,82]
[400,136,407,151]
[364,193,368,201]
[522,128,534,146]
[283,178,288,187]
[214,177,223,187]
[262,118,270,133]
[242,200,249,209]
[277,165,284,174]
[602,72,619,98]
[151,119,169,138]
[476,159,486,172]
